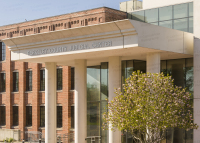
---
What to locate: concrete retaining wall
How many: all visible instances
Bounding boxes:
[0,129,20,141]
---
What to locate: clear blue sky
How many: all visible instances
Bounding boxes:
[0,0,142,26]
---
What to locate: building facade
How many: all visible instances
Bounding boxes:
[1,0,200,143]
[0,7,126,141]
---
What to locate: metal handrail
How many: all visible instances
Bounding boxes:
[85,136,101,143]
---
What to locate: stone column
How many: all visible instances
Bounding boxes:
[45,62,57,143]
[146,53,160,73]
[108,56,121,143]
[75,59,87,143]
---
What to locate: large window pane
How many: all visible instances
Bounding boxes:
[0,106,6,125]
[13,72,19,92]
[0,42,6,61]
[87,66,100,101]
[159,6,173,21]
[145,8,158,23]
[189,2,193,17]
[100,63,108,100]
[71,106,74,129]
[57,106,62,128]
[166,59,185,87]
[133,60,146,73]
[189,17,193,33]
[126,60,133,78]
[174,3,188,19]
[71,67,75,90]
[26,106,32,126]
[26,70,32,91]
[0,73,6,92]
[159,20,173,29]
[174,18,188,32]
[40,106,45,127]
[13,106,18,126]
[87,102,100,137]
[40,69,45,91]
[186,58,193,97]
[131,11,145,22]
[57,68,63,90]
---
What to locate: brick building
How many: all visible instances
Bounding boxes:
[0,7,127,141]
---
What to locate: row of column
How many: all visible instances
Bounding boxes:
[44,53,161,143]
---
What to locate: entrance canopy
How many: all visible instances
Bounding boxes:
[2,19,193,66]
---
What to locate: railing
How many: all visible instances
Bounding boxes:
[85,136,101,143]
[24,131,74,143]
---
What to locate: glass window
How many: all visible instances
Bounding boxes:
[57,106,62,128]
[71,67,74,90]
[159,20,173,29]
[127,13,132,19]
[26,70,32,91]
[26,106,32,126]
[0,106,5,125]
[71,106,74,129]
[145,8,158,23]
[131,11,145,22]
[13,106,18,126]
[186,58,193,97]
[100,63,108,100]
[0,73,6,92]
[13,72,19,92]
[40,106,45,127]
[126,60,133,78]
[174,18,188,32]
[40,69,45,91]
[87,102,100,137]
[189,17,193,33]
[189,2,193,17]
[166,59,186,87]
[173,3,188,19]
[159,6,173,21]
[57,68,62,90]
[0,42,6,61]
[87,66,100,101]
[133,60,146,73]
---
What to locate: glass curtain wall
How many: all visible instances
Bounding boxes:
[121,60,146,143]
[121,58,193,143]
[161,58,193,143]
[128,2,193,33]
[87,62,108,143]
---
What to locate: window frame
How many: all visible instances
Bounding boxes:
[13,105,19,126]
[57,105,62,128]
[0,42,6,61]
[0,105,6,126]
[57,68,63,90]
[40,105,45,127]
[71,106,74,129]
[26,105,32,126]
[26,69,32,91]
[13,71,19,92]
[40,69,45,91]
[71,67,74,90]
[0,72,6,92]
